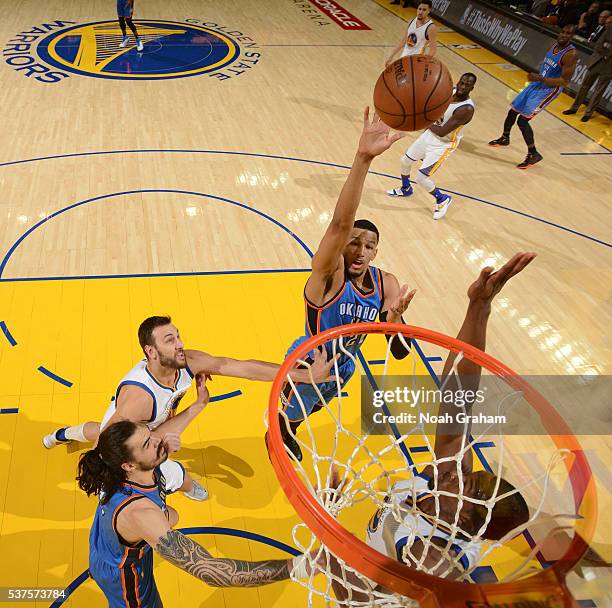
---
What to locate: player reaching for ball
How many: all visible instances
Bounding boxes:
[271,108,416,462]
[324,253,535,603]
[387,73,477,220]
[386,0,438,66]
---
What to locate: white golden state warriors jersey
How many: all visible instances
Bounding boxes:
[430,95,475,144]
[100,359,194,430]
[366,475,481,570]
[401,18,433,56]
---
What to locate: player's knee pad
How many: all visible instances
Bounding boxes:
[415,170,435,192]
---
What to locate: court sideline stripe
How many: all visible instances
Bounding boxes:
[560,151,612,155]
[210,390,242,402]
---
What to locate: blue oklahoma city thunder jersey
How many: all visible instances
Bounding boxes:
[538,43,574,85]
[89,467,168,607]
[305,266,383,355]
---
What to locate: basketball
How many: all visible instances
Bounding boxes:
[373,55,453,131]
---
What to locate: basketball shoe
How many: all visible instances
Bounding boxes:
[387,185,413,197]
[489,135,510,147]
[517,152,543,169]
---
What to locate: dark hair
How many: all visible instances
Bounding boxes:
[419,0,433,7]
[353,219,379,241]
[461,72,478,83]
[138,315,172,351]
[77,421,139,504]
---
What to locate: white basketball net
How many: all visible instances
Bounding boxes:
[268,330,578,607]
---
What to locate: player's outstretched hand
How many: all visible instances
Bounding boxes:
[527,72,541,82]
[388,284,417,319]
[310,347,341,383]
[468,252,537,306]
[358,107,405,160]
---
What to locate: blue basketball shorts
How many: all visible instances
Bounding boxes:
[511,82,561,118]
[117,0,134,18]
[281,336,355,422]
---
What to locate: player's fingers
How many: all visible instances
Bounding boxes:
[492,252,526,283]
[403,288,417,305]
[509,252,537,277]
[363,106,370,125]
[324,356,340,380]
[478,266,494,284]
[329,464,340,487]
[503,252,527,271]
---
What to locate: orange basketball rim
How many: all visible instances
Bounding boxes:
[266,322,598,608]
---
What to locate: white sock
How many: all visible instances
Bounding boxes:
[65,423,87,442]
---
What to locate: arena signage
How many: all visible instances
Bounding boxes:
[291,0,332,26]
[430,0,611,114]
[307,0,371,30]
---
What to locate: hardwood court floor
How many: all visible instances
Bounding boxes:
[0,1,610,606]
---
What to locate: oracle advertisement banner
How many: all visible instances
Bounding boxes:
[431,0,611,114]
[308,0,371,30]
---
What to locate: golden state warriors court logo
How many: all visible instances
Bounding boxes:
[4,19,260,82]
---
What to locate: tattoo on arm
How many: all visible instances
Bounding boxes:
[156,529,290,587]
